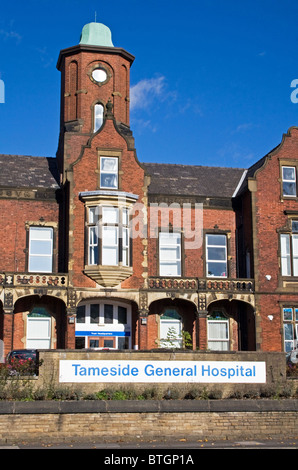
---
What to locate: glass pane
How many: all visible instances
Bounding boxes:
[283,182,296,196]
[102,247,118,265]
[160,261,181,276]
[122,247,128,266]
[122,208,129,225]
[102,207,119,224]
[160,247,180,261]
[30,240,52,255]
[101,157,118,172]
[208,341,229,351]
[283,166,295,181]
[206,234,226,246]
[208,322,229,340]
[292,221,298,233]
[207,261,227,277]
[207,246,226,261]
[118,306,127,324]
[76,306,85,323]
[89,207,98,224]
[104,304,113,324]
[29,256,52,273]
[89,226,98,245]
[30,227,53,240]
[100,173,118,188]
[159,232,181,246]
[102,226,118,245]
[295,309,298,321]
[94,104,104,132]
[90,304,99,323]
[284,323,294,341]
[281,234,291,275]
[283,308,293,321]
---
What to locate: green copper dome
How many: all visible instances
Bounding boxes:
[79,22,114,47]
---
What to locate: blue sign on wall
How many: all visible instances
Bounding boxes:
[75,331,130,337]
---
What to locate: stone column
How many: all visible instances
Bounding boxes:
[65,308,76,349]
[138,309,149,350]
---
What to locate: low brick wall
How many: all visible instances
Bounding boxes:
[0,400,297,444]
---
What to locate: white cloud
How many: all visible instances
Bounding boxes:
[0,29,22,44]
[130,76,166,111]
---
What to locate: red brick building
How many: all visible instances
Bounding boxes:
[0,22,297,357]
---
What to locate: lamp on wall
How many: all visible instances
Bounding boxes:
[265,274,271,281]
[267,315,274,321]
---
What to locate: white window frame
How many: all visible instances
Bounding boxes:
[283,307,298,352]
[206,234,227,278]
[159,232,181,277]
[282,166,297,197]
[280,232,298,277]
[28,226,53,273]
[207,311,230,351]
[100,156,118,189]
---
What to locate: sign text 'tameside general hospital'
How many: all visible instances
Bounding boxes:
[59,360,266,383]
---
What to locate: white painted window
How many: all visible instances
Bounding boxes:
[206,234,227,277]
[28,227,53,273]
[159,232,181,276]
[207,311,229,351]
[100,156,118,189]
[282,166,296,197]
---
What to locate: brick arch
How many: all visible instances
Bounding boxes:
[207,299,256,351]
[148,297,198,350]
[12,295,67,350]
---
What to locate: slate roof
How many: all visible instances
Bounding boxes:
[143,162,245,198]
[0,155,60,189]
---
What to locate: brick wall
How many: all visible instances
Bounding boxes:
[0,400,296,444]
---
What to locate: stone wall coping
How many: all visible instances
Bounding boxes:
[0,399,297,415]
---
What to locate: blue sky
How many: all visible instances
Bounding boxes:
[0,0,298,168]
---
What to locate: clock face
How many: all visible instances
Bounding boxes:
[91,68,107,83]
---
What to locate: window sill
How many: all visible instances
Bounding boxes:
[84,265,133,287]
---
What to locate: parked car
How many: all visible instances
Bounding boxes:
[6,349,38,375]
[287,348,298,364]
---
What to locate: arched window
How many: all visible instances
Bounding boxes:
[94,103,104,132]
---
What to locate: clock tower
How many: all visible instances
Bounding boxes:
[56,21,135,175]
[55,22,147,289]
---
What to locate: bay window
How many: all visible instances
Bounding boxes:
[280,221,298,276]
[87,205,130,267]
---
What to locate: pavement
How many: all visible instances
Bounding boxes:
[0,437,297,450]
